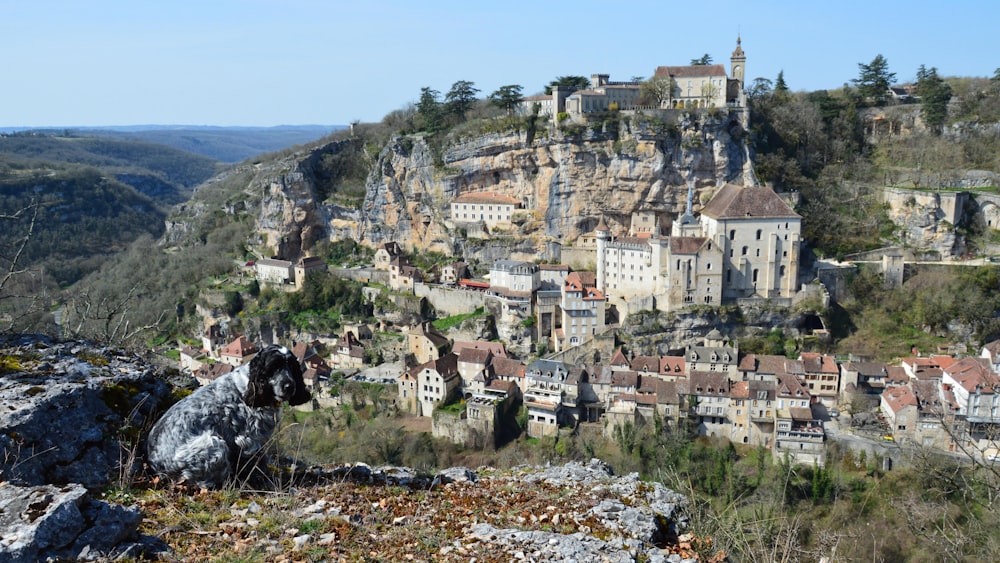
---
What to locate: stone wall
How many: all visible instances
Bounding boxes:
[415,283,488,317]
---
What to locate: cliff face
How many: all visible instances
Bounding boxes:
[358,111,751,254]
[166,111,750,262]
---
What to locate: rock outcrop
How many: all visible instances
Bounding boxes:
[166,110,751,265]
[0,336,702,562]
[0,335,176,561]
[0,335,174,489]
[359,112,751,255]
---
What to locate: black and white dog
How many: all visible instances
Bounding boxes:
[147,345,312,488]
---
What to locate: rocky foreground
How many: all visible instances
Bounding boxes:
[0,336,719,562]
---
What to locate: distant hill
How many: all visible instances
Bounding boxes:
[9,125,347,163]
[0,132,229,287]
[0,133,222,205]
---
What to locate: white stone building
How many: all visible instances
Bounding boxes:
[255,258,293,285]
[697,183,801,300]
[451,192,521,230]
[558,271,606,351]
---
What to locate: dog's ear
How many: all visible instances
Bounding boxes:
[287,359,312,406]
[243,349,275,408]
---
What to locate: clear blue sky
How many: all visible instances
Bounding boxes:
[3,0,997,128]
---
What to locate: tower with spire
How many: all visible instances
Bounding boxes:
[730,35,746,89]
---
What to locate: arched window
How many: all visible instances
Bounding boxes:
[756,229,762,240]
[729,230,735,240]
[741,246,748,256]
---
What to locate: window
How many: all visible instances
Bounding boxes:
[729,230,735,240]
[741,246,748,256]
[756,229,762,240]
[753,269,759,283]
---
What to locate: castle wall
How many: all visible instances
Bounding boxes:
[415,283,488,317]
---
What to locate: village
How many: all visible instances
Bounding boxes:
[175,177,1000,470]
[173,39,1000,470]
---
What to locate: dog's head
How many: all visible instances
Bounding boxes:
[243,345,312,408]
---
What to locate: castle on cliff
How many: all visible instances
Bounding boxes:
[520,37,747,119]
[595,181,801,314]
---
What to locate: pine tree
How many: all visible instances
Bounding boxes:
[853,54,897,105]
[916,66,952,134]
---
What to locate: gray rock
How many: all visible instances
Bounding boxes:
[433,466,478,487]
[0,482,159,562]
[0,336,173,490]
[465,523,636,563]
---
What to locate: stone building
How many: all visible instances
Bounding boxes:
[698,183,801,300]
[255,258,293,285]
[557,272,606,351]
[594,182,796,313]
[450,192,521,231]
[293,256,326,289]
[374,242,403,271]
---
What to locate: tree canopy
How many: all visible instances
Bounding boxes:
[853,54,896,105]
[544,76,589,95]
[640,76,676,107]
[488,84,524,116]
[690,54,713,66]
[444,80,480,120]
[916,65,952,135]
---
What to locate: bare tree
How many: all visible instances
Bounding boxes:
[61,282,166,348]
[0,201,44,332]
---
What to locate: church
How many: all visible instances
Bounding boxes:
[595,183,801,313]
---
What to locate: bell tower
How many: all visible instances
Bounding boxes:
[730,35,746,88]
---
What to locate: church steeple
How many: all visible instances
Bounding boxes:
[730,35,746,87]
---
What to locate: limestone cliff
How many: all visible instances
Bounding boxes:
[359,110,751,254]
[165,110,751,263]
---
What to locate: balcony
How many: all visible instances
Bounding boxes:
[776,427,825,444]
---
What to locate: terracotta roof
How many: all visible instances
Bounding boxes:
[945,356,999,393]
[788,407,814,422]
[740,354,792,376]
[882,386,918,413]
[901,355,957,371]
[699,183,799,220]
[730,381,749,399]
[630,356,661,373]
[800,353,838,374]
[689,371,730,396]
[776,373,810,399]
[653,64,727,79]
[660,356,686,374]
[669,237,708,254]
[457,347,492,365]
[886,366,908,385]
[452,340,507,358]
[491,357,525,379]
[609,348,630,368]
[983,339,1000,361]
[220,336,256,358]
[453,192,521,206]
[195,362,233,382]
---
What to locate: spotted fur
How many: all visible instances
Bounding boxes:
[147,345,311,488]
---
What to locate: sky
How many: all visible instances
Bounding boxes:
[3,0,998,128]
